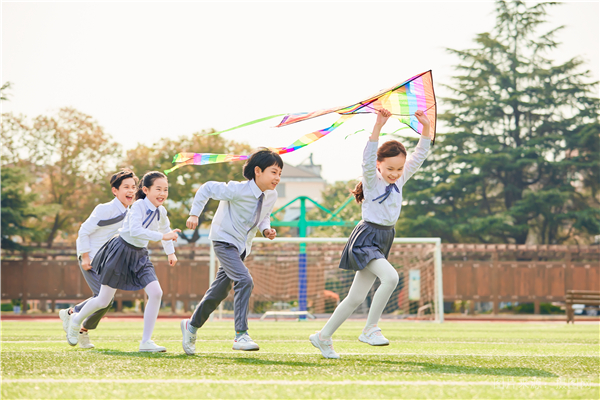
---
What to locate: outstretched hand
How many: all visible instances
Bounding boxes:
[162,229,181,241]
[414,110,430,127]
[414,110,433,139]
[375,109,392,128]
[370,109,392,141]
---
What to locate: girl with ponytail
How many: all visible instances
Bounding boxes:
[310,109,433,359]
[66,171,181,353]
[351,140,408,203]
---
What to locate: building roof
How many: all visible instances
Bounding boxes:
[282,163,323,179]
[283,163,318,178]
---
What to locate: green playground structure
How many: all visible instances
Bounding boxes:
[269,195,360,317]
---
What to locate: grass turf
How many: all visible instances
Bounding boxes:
[1,319,598,399]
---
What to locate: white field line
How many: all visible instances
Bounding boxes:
[2,378,599,387]
[1,347,597,358]
[319,353,599,358]
[1,339,596,346]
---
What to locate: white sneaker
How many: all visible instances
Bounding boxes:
[66,314,80,346]
[309,331,340,359]
[59,309,71,333]
[358,326,390,346]
[139,340,166,353]
[232,333,259,351]
[180,319,196,355]
[78,331,95,349]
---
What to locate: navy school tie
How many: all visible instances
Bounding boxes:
[248,193,265,233]
[372,183,400,204]
[142,208,160,228]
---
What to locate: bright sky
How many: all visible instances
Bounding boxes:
[3,1,598,183]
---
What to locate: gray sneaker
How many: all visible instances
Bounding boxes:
[180,319,196,355]
[309,331,340,359]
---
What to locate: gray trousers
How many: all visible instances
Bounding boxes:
[73,257,113,330]
[190,241,253,332]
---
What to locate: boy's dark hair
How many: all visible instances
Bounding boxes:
[135,171,168,200]
[243,148,284,180]
[110,169,138,190]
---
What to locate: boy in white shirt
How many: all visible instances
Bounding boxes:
[180,149,283,354]
[59,169,137,348]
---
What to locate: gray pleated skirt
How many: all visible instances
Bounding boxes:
[339,220,395,271]
[91,235,158,291]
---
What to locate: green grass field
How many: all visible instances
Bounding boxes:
[1,319,598,399]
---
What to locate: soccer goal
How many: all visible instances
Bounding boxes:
[209,237,443,323]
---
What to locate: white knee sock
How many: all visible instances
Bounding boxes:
[320,268,377,339]
[141,281,163,343]
[72,285,116,326]
[365,258,399,328]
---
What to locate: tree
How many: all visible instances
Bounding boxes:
[123,132,252,243]
[1,166,40,251]
[2,108,122,247]
[1,82,49,250]
[1,81,12,101]
[397,0,599,244]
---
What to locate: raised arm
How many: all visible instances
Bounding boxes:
[368,109,391,142]
[397,110,432,186]
[363,109,392,189]
[415,109,433,141]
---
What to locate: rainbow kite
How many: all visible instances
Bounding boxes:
[166,70,436,174]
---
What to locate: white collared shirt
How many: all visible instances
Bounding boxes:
[119,197,175,255]
[190,179,277,256]
[360,137,431,226]
[76,198,128,260]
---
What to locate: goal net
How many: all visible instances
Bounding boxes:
[210,237,443,322]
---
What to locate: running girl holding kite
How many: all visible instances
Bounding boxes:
[310,108,433,359]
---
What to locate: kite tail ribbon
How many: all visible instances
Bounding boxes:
[165,114,353,174]
[204,114,286,136]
